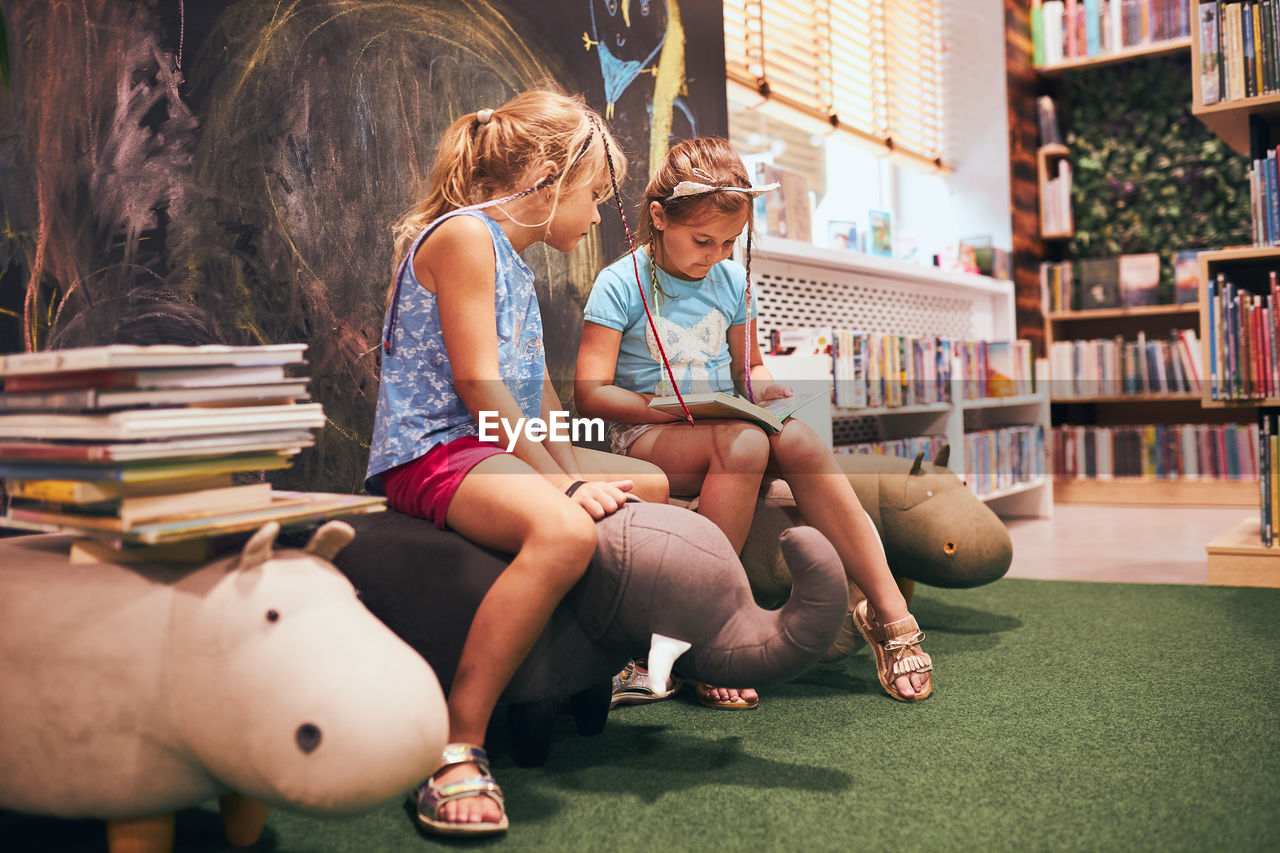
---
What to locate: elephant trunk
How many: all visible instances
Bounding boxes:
[682,526,848,687]
[571,503,847,689]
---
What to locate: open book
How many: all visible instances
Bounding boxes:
[647,388,830,434]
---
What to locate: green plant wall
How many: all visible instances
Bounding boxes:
[1061,54,1252,299]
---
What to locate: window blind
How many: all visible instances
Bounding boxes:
[724,0,946,171]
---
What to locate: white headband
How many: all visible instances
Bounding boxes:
[663,180,780,203]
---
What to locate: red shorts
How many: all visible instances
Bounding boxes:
[381,435,508,529]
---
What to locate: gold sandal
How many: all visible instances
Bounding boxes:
[412,743,509,836]
[852,599,933,701]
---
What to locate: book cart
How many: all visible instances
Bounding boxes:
[746,235,1052,519]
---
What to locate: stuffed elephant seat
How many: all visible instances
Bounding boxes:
[331,499,848,767]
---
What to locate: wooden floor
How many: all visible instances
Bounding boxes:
[1003,504,1252,585]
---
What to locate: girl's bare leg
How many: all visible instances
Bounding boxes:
[626,419,771,706]
[768,421,929,698]
[431,454,599,826]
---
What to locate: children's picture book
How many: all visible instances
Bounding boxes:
[985,341,1016,397]
[0,430,315,462]
[0,402,325,440]
[1076,257,1122,309]
[1173,249,1201,304]
[0,343,307,376]
[4,473,236,504]
[1118,253,1161,307]
[869,210,893,257]
[2,491,386,545]
[7,482,277,531]
[1,363,289,393]
[0,380,310,412]
[0,452,295,483]
[648,388,831,434]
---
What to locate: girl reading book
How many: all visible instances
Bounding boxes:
[366,90,667,836]
[575,137,932,709]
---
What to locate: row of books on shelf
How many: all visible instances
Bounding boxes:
[1048,329,1204,397]
[1040,252,1201,313]
[833,425,1047,498]
[1207,270,1280,399]
[1052,422,1259,479]
[0,344,384,553]
[965,426,1048,498]
[1041,160,1074,236]
[1247,148,1280,247]
[1033,0,1191,67]
[770,330,1036,409]
[1196,0,1280,104]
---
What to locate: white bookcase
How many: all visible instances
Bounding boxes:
[745,235,1053,518]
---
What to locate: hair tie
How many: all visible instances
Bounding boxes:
[476,108,494,125]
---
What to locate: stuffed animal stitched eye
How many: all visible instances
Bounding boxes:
[943,540,957,556]
[266,609,280,622]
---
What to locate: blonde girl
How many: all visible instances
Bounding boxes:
[575,136,931,710]
[367,90,667,836]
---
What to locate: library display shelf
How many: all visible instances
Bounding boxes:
[746,236,1051,519]
[1054,476,1258,507]
[1197,246,1280,409]
[1038,35,1191,75]
[1050,392,1202,403]
[1037,144,1073,240]
[1207,516,1280,587]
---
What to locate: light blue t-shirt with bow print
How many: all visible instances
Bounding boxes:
[365,210,544,493]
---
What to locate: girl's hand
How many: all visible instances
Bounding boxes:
[569,479,634,520]
[760,383,794,401]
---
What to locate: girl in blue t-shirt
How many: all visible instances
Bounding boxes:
[576,137,932,710]
[369,90,667,837]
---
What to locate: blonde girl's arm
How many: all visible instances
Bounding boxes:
[540,367,582,476]
[729,317,792,401]
[575,321,683,424]
[427,217,576,489]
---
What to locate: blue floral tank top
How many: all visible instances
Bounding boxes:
[365,210,545,493]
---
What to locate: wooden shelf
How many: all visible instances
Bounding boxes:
[1207,516,1280,587]
[1053,477,1258,506]
[1047,303,1200,321]
[1037,145,1073,240]
[1202,396,1280,408]
[1051,392,1202,403]
[1198,245,1280,265]
[962,392,1046,409]
[1192,94,1280,156]
[833,401,951,418]
[977,477,1049,503]
[1038,36,1191,75]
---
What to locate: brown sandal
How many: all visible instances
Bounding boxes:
[852,599,933,701]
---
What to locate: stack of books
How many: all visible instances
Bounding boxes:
[1208,270,1280,400]
[0,344,383,557]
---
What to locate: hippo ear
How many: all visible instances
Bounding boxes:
[306,521,356,561]
[235,522,280,571]
[909,451,925,476]
[933,444,950,469]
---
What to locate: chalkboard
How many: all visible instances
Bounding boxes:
[0,0,728,492]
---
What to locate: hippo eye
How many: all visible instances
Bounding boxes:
[296,723,322,754]
[266,609,280,622]
[943,540,957,556]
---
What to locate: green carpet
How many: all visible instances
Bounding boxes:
[6,578,1278,852]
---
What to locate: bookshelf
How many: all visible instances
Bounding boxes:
[1190,22,1280,155]
[746,235,1052,518]
[1044,300,1256,505]
[1039,35,1192,75]
[1198,245,1280,407]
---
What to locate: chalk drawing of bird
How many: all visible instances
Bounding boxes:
[582,0,667,119]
